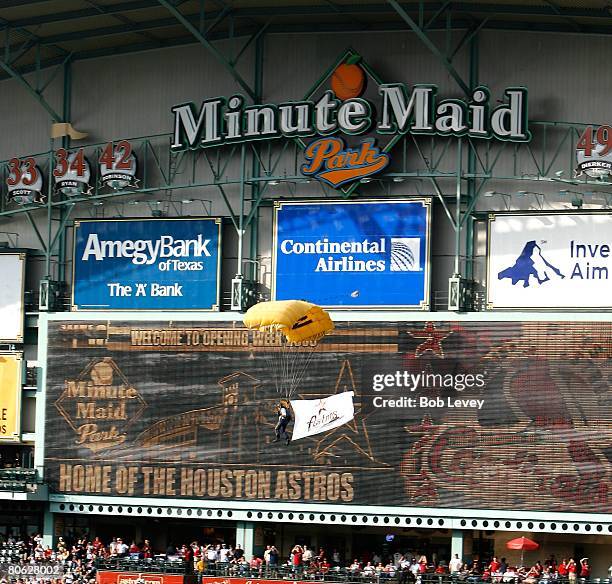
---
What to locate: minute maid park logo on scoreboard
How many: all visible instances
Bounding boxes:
[171,49,531,194]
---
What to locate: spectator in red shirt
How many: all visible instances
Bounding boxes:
[558,559,568,577]
[418,556,427,574]
[291,545,303,570]
[435,564,447,575]
[142,539,152,559]
[567,558,577,584]
[489,557,501,573]
[580,559,590,579]
[250,555,263,573]
[320,558,331,574]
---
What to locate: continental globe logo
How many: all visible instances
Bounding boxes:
[390,238,420,272]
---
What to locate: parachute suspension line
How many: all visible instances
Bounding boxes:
[285,332,326,398]
[287,341,318,398]
[280,341,288,398]
[262,329,284,399]
[275,338,283,398]
[265,346,280,398]
[280,334,292,399]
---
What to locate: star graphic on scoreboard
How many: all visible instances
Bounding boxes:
[298,359,388,467]
[407,322,452,358]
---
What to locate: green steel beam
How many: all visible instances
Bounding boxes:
[0,0,54,7]
[8,37,37,65]
[450,19,488,61]
[231,21,270,66]
[3,2,612,35]
[57,56,73,283]
[387,0,470,96]
[453,138,462,276]
[6,1,158,27]
[0,56,61,121]
[542,0,582,32]
[0,16,69,59]
[425,0,451,30]
[7,2,612,29]
[30,11,231,47]
[249,32,265,281]
[464,32,479,282]
[157,0,256,101]
[25,210,47,252]
[3,15,612,84]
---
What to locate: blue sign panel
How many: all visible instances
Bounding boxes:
[73,218,221,310]
[273,199,431,308]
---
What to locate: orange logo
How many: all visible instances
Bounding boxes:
[331,55,366,100]
[301,137,389,187]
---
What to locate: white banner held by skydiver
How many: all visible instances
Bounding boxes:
[290,391,354,441]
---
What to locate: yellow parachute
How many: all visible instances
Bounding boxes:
[243,300,334,397]
[243,300,334,343]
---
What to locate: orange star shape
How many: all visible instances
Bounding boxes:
[407,322,452,357]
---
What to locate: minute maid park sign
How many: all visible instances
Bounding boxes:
[171,50,530,190]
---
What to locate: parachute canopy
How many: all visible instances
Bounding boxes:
[243,300,334,343]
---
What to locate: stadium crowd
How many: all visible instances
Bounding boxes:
[0,534,608,584]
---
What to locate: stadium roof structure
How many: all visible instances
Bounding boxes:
[1,0,610,121]
[1,1,612,85]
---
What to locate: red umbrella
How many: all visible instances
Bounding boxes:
[506,537,539,566]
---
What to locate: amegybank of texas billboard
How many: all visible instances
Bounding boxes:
[44,319,611,513]
[72,218,221,310]
[487,212,611,309]
[273,199,431,309]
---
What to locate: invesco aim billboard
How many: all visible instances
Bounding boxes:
[487,211,611,309]
[44,319,611,514]
[72,218,221,310]
[273,199,431,309]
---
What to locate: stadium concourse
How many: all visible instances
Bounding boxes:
[0,1,610,584]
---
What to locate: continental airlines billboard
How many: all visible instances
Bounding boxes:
[273,200,431,309]
[43,320,611,513]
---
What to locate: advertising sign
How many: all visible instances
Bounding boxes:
[171,49,530,193]
[44,320,611,513]
[273,200,431,308]
[0,353,22,442]
[201,579,312,584]
[0,253,25,342]
[97,572,192,584]
[291,391,355,441]
[487,212,611,309]
[73,218,221,310]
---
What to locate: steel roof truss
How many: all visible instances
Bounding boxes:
[157,0,256,101]
[387,0,470,97]
[0,54,61,121]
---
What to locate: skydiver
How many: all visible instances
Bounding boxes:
[273,400,291,445]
